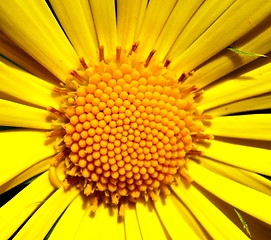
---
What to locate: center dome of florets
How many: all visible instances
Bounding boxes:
[56,48,205,205]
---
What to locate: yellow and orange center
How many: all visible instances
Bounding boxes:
[50,48,206,205]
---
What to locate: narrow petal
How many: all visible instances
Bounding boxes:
[154,0,204,60]
[49,0,99,65]
[0,172,55,240]
[117,0,144,49]
[199,139,271,176]
[0,32,59,82]
[187,160,271,225]
[171,0,271,74]
[196,156,271,196]
[89,0,117,59]
[168,0,236,59]
[0,99,55,129]
[154,195,207,240]
[136,0,177,57]
[185,22,271,88]
[205,94,271,116]
[47,195,87,240]
[74,203,125,239]
[171,180,250,240]
[136,201,168,240]
[198,60,271,111]
[0,157,50,194]
[123,203,142,240]
[0,0,79,81]
[12,187,79,240]
[0,130,56,186]
[0,61,60,109]
[205,114,271,140]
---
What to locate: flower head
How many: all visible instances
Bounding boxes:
[0,0,271,239]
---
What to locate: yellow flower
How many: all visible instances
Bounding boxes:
[1,0,271,239]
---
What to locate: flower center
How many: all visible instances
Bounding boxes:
[49,45,209,208]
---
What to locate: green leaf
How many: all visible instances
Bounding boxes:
[227,46,267,58]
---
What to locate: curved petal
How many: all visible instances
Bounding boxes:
[205,114,271,140]
[0,129,56,186]
[171,0,271,74]
[0,99,55,129]
[0,61,60,109]
[187,160,271,225]
[0,172,55,240]
[12,187,79,240]
[49,0,99,65]
[0,0,79,81]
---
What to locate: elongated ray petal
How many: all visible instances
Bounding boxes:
[187,161,271,225]
[0,61,60,109]
[74,203,125,239]
[168,0,236,59]
[196,156,271,196]
[89,0,117,59]
[0,172,55,240]
[205,94,271,116]
[185,20,271,89]
[154,195,207,239]
[136,0,177,57]
[136,201,168,240]
[123,203,142,240]
[199,139,271,176]
[0,158,50,194]
[49,0,98,65]
[0,32,59,82]
[0,0,79,81]
[206,114,271,140]
[198,60,271,111]
[0,130,56,186]
[0,99,54,129]
[117,0,143,49]
[171,180,250,240]
[171,0,271,74]
[154,0,204,60]
[12,187,79,240]
[47,195,87,240]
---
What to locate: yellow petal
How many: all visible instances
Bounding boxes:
[117,0,144,49]
[171,180,250,240]
[13,187,79,240]
[200,139,271,176]
[136,201,168,240]
[171,0,271,74]
[47,195,87,240]
[89,0,117,59]
[206,114,271,140]
[0,0,78,81]
[185,22,271,89]
[154,0,204,60]
[187,160,271,225]
[0,99,54,129]
[74,203,125,239]
[136,0,177,57]
[0,61,60,109]
[154,195,206,240]
[0,32,59,82]
[198,60,271,111]
[196,156,271,196]
[0,172,55,240]
[205,94,271,116]
[49,0,99,65]
[123,203,142,240]
[0,157,50,194]
[0,130,56,186]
